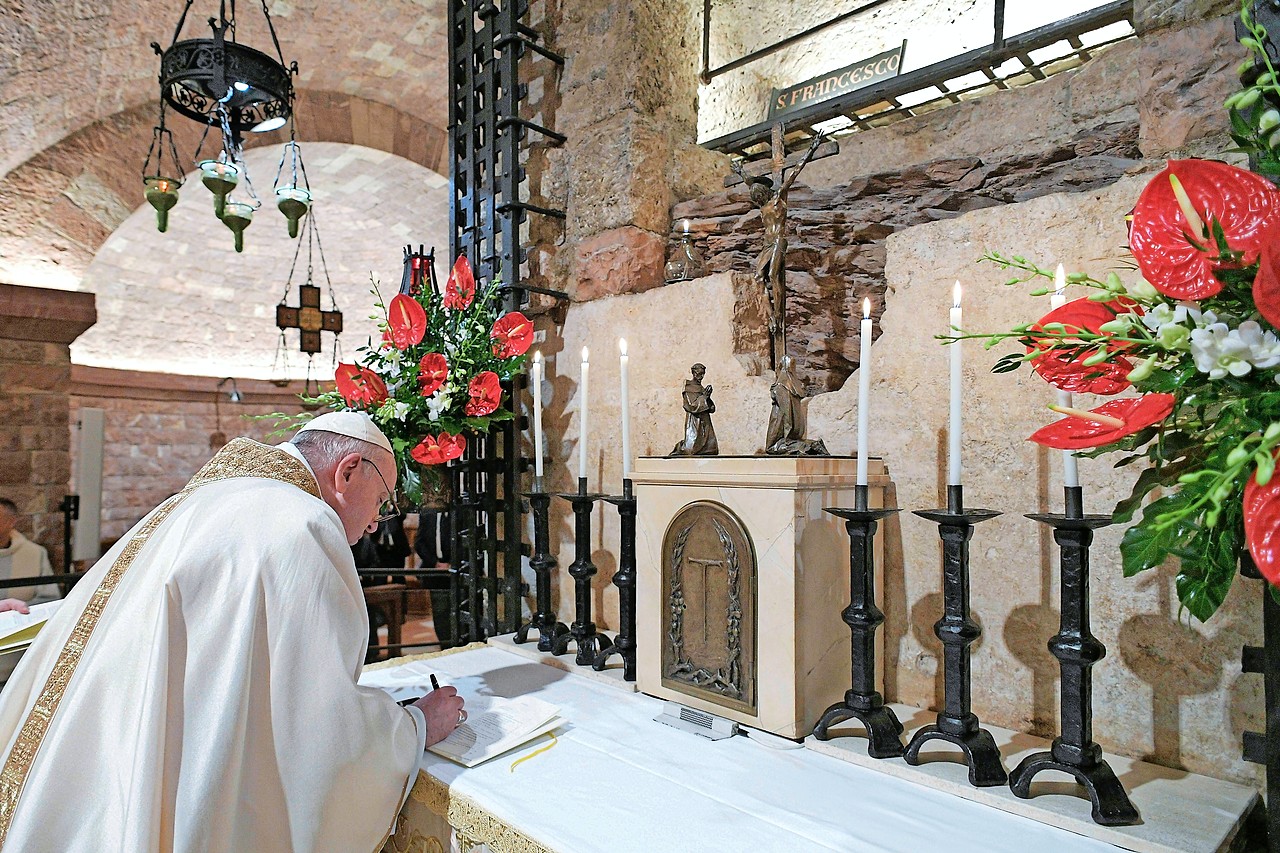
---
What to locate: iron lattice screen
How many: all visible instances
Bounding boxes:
[447,0,565,641]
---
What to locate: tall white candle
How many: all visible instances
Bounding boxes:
[532,350,544,481]
[948,282,963,486]
[619,338,632,481]
[1052,265,1080,488]
[579,346,590,483]
[856,298,872,486]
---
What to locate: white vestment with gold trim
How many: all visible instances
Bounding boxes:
[0,439,424,852]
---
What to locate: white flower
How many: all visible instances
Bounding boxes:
[391,401,412,421]
[1238,320,1280,369]
[426,389,450,422]
[1191,323,1259,379]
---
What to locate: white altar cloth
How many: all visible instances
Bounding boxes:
[362,646,1121,852]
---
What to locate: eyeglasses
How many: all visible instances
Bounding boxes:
[361,458,400,523]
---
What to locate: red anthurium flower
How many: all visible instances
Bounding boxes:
[1028,393,1176,450]
[386,293,427,349]
[1254,224,1280,330]
[335,363,389,408]
[410,432,467,465]
[1245,451,1280,585]
[491,311,533,358]
[1026,297,1142,395]
[464,370,502,416]
[418,352,449,397]
[444,255,476,310]
[1129,159,1280,300]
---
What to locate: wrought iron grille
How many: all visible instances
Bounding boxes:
[703,0,1135,160]
[447,0,565,642]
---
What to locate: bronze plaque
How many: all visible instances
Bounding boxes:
[661,501,757,713]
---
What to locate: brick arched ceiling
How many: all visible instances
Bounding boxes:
[70,141,451,380]
[0,0,448,179]
[0,90,447,290]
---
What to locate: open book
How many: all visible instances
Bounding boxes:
[0,600,62,656]
[429,693,563,767]
[358,663,564,768]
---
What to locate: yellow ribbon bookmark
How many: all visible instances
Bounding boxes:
[509,732,558,772]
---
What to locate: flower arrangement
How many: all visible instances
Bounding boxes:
[967,2,1280,622]
[315,254,532,505]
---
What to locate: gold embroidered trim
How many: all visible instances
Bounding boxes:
[0,437,323,848]
[411,774,553,853]
[187,437,320,498]
[0,491,187,848]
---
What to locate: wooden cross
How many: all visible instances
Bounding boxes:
[276,283,343,354]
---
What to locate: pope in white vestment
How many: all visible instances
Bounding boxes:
[0,414,462,852]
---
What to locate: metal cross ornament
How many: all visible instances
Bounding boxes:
[276,283,342,354]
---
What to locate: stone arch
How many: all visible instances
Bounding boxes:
[0,91,448,290]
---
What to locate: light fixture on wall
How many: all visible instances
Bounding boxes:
[217,376,243,403]
[144,0,305,250]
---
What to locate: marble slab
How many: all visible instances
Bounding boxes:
[805,703,1258,853]
[487,633,638,692]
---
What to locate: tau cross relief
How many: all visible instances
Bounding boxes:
[276,283,343,354]
[686,556,728,644]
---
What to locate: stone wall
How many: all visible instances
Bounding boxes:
[69,368,315,545]
[531,0,1264,786]
[0,284,96,570]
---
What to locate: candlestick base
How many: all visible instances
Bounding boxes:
[908,487,1006,787]
[1009,749,1141,826]
[813,504,904,758]
[554,485,611,666]
[593,480,638,681]
[514,489,570,651]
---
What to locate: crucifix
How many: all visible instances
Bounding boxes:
[276,283,343,354]
[728,123,836,371]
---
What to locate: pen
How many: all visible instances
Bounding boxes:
[430,674,440,691]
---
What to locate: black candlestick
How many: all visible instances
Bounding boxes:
[904,484,1007,787]
[1009,485,1140,825]
[594,478,637,681]
[514,483,568,651]
[553,478,613,665]
[814,484,905,758]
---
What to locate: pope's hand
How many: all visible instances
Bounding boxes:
[412,686,466,747]
[0,599,29,614]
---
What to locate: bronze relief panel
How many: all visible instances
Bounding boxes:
[661,501,757,714]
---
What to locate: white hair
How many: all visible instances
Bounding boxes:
[290,430,387,469]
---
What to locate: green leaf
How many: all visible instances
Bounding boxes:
[1113,466,1171,524]
[991,353,1024,374]
[1119,495,1188,577]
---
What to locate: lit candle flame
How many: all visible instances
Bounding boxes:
[581,346,589,363]
[618,338,627,356]
[952,281,962,308]
[534,349,542,365]
[862,298,871,319]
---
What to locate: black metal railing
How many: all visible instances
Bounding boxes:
[703,0,1134,159]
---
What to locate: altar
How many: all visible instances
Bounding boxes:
[365,645,1257,853]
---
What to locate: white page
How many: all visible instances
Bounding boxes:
[430,694,560,766]
[0,600,62,641]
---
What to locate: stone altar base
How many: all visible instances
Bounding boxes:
[634,455,886,739]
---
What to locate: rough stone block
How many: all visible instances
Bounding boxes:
[29,450,67,486]
[0,452,33,484]
[573,226,666,302]
[1134,0,1237,34]
[566,110,673,240]
[1138,16,1240,157]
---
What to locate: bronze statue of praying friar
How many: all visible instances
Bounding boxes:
[670,363,719,456]
[765,355,827,456]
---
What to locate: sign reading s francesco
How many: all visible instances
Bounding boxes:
[769,42,906,119]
